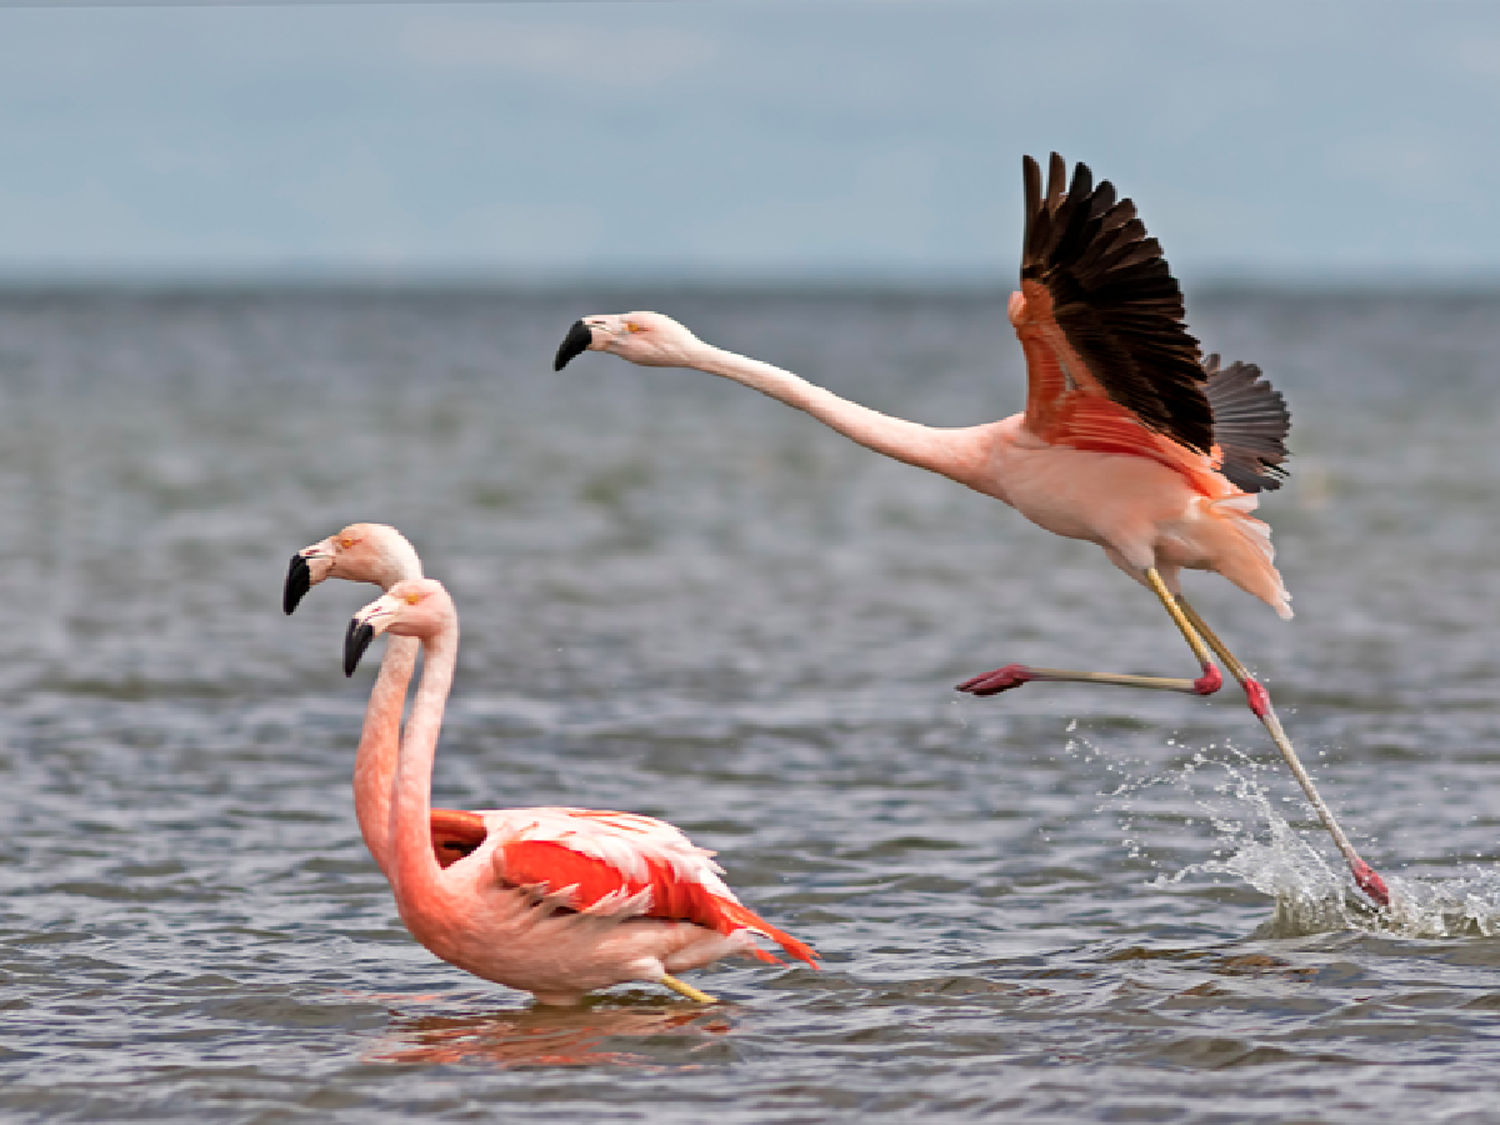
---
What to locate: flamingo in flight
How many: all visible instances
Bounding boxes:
[553,153,1389,908]
[289,544,816,1004]
[283,522,490,871]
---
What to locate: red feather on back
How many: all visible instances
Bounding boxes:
[497,833,817,967]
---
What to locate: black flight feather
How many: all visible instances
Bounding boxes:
[1203,355,1291,493]
[1021,153,1213,455]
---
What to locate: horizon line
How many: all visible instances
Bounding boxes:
[1,268,1499,297]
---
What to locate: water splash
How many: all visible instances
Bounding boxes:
[1371,871,1500,939]
[1156,749,1374,936]
[1068,733,1500,938]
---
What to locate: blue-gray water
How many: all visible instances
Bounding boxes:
[2,286,1499,1122]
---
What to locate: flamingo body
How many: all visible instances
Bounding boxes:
[389,805,808,1005]
[979,413,1288,615]
[339,579,815,1005]
[419,804,812,966]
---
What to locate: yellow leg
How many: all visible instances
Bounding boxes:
[1142,568,1216,669]
[1174,597,1258,686]
[660,974,717,1004]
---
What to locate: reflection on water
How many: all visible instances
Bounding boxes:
[0,287,1498,1121]
[368,999,730,1068]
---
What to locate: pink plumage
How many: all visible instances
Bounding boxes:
[342,579,816,1006]
[554,152,1389,909]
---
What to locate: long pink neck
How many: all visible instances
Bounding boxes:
[688,343,997,488]
[352,635,418,875]
[387,620,459,916]
[349,549,425,873]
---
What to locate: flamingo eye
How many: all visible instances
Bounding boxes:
[625,322,645,334]
[340,537,356,548]
[404,593,421,605]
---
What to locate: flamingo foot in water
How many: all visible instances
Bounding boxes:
[660,975,718,1004]
[1352,860,1391,909]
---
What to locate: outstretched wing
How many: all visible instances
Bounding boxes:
[1014,153,1213,456]
[1204,355,1291,493]
[489,808,817,966]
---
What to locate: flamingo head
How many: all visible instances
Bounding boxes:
[345,579,456,676]
[283,522,423,615]
[553,311,703,371]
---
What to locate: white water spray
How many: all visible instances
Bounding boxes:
[1066,730,1500,938]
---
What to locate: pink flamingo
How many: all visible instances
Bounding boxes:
[284,523,488,871]
[339,577,817,1005]
[553,153,1389,908]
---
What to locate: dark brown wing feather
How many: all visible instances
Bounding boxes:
[1022,153,1213,454]
[1203,355,1291,493]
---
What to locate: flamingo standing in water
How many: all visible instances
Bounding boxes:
[283,523,489,871]
[328,575,815,1005]
[553,153,1389,908]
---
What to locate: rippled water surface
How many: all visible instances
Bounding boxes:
[2,286,1500,1122]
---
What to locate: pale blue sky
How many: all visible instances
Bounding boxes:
[1,0,1497,284]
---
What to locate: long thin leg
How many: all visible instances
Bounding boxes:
[956,568,1391,908]
[1171,594,1390,908]
[957,665,1220,695]
[659,974,717,1004]
[956,571,1224,698]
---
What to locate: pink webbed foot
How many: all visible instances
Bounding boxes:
[1352,861,1391,909]
[956,665,1034,696]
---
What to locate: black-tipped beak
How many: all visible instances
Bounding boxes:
[553,319,594,371]
[284,554,313,615]
[344,618,377,677]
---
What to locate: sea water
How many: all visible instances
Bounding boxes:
[1,285,1498,1121]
